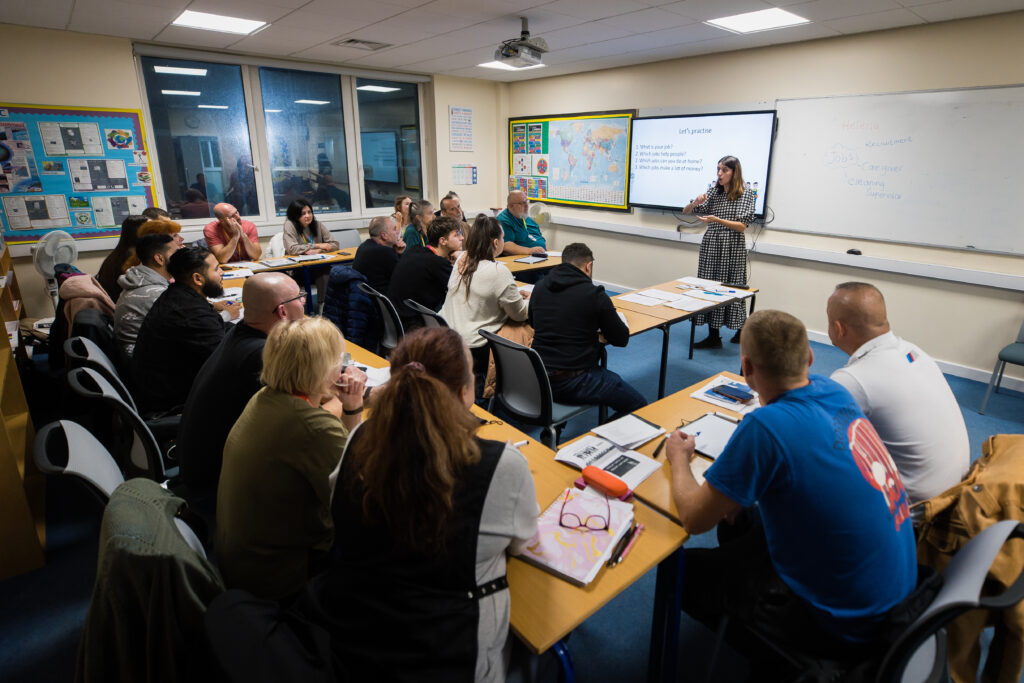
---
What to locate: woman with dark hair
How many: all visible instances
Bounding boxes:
[96,214,148,301]
[401,200,433,249]
[441,215,529,398]
[682,155,755,348]
[310,327,538,682]
[283,198,339,255]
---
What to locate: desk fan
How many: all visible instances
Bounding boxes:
[32,230,78,310]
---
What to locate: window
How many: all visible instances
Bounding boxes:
[140,57,260,219]
[356,78,422,210]
[259,67,351,217]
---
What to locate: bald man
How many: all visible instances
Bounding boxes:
[177,272,306,516]
[496,191,546,256]
[204,202,262,263]
[827,282,969,507]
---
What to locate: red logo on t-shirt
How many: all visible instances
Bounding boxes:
[848,418,910,530]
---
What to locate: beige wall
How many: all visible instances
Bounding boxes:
[503,12,1024,385]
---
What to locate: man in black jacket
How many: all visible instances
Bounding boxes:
[388,216,463,331]
[529,242,646,418]
[352,215,405,293]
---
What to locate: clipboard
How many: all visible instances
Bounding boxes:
[681,413,739,460]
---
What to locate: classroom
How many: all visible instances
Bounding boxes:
[2,2,1024,680]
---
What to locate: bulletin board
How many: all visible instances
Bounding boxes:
[0,103,155,245]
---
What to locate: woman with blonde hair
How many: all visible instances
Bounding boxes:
[216,316,367,601]
[310,327,538,682]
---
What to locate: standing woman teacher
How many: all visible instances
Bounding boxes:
[682,155,755,348]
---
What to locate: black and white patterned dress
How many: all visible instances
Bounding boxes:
[692,186,755,330]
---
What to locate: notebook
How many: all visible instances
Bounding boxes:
[519,487,634,586]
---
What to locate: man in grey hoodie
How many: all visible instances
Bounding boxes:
[113,233,180,355]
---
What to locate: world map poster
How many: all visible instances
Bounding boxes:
[508,110,633,212]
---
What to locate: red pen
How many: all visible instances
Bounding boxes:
[614,523,645,565]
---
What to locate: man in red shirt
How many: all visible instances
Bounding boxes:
[205,202,263,263]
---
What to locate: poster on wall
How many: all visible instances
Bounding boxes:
[0,103,155,245]
[508,110,634,212]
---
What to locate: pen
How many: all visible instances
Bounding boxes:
[615,524,645,565]
[652,436,667,458]
[512,439,529,448]
[607,523,636,567]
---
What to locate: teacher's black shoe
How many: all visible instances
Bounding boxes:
[694,328,722,350]
[730,328,742,344]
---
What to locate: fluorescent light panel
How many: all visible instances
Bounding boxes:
[161,90,201,96]
[476,61,545,71]
[153,65,207,76]
[356,85,400,93]
[294,99,329,105]
[198,105,228,109]
[172,9,266,35]
[705,8,809,34]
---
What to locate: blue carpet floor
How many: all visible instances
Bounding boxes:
[2,319,1022,682]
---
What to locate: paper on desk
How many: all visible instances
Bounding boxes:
[514,255,548,264]
[555,435,661,491]
[363,366,391,387]
[691,375,758,415]
[543,251,562,257]
[681,413,739,460]
[664,295,712,312]
[592,414,665,449]
[207,287,242,303]
[617,292,663,307]
[261,258,295,268]
[637,288,683,302]
[291,254,328,262]
[677,276,721,288]
[712,286,754,299]
[230,261,269,271]
[679,288,737,303]
[221,269,253,279]
[518,283,535,294]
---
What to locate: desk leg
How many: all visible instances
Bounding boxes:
[648,548,684,683]
[658,325,670,399]
[748,293,757,315]
[687,319,696,361]
[302,267,314,314]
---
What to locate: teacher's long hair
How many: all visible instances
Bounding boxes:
[343,327,481,552]
[718,155,746,201]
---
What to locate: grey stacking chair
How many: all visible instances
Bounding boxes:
[358,282,404,356]
[979,320,1024,414]
[34,420,125,502]
[403,298,448,329]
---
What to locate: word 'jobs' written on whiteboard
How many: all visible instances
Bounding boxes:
[770,86,1024,255]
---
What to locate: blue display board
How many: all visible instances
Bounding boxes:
[0,103,155,245]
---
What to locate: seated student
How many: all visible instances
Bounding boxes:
[401,200,433,249]
[142,206,169,221]
[204,202,263,263]
[113,233,179,356]
[441,216,529,397]
[282,198,339,306]
[131,247,241,413]
[665,310,916,671]
[352,215,405,293]
[389,216,463,331]
[307,327,538,682]
[177,272,307,518]
[96,214,147,302]
[392,194,412,232]
[826,282,969,506]
[217,317,366,601]
[123,218,185,269]
[528,242,645,418]
[496,191,545,256]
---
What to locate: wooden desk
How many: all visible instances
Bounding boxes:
[222,249,358,313]
[497,253,561,274]
[343,341,687,682]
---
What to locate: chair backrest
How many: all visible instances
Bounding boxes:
[266,232,286,258]
[479,329,553,426]
[1016,320,1024,344]
[358,282,404,355]
[64,336,137,410]
[34,420,125,501]
[335,228,362,248]
[878,520,1024,683]
[402,298,448,329]
[193,237,209,249]
[66,366,169,481]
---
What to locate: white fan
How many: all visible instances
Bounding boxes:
[528,201,552,230]
[32,230,79,310]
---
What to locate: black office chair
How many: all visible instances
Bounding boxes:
[480,329,595,449]
[402,298,448,329]
[358,282,404,357]
[65,337,135,406]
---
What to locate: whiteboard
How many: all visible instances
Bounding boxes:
[769,87,1024,254]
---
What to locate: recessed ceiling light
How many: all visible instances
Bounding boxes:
[356,85,401,93]
[264,109,282,113]
[476,61,546,71]
[153,65,207,76]
[705,8,809,34]
[294,99,330,105]
[161,90,201,96]
[172,9,267,35]
[197,105,228,109]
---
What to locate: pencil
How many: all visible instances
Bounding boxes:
[652,436,668,459]
[615,524,645,565]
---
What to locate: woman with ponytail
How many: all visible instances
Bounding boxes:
[310,327,539,682]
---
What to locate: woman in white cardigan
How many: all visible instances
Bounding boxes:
[441,215,529,397]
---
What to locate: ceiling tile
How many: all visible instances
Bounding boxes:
[290,0,410,22]
[661,0,775,22]
[822,7,924,33]
[591,7,697,33]
[228,23,338,55]
[291,43,400,63]
[906,0,1024,22]
[152,24,250,48]
[540,0,651,20]
[5,0,75,31]
[69,0,180,39]
[541,21,635,49]
[403,47,495,72]
[786,0,903,23]
[185,0,297,24]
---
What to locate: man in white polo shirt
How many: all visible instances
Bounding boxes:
[826,282,969,507]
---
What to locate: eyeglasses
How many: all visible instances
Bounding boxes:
[275,292,307,310]
[559,489,610,531]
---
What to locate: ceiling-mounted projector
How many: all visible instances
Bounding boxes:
[495,16,548,68]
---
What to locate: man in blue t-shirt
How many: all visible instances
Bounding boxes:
[665,310,916,666]
[496,191,546,256]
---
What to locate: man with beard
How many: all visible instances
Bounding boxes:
[132,246,241,413]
